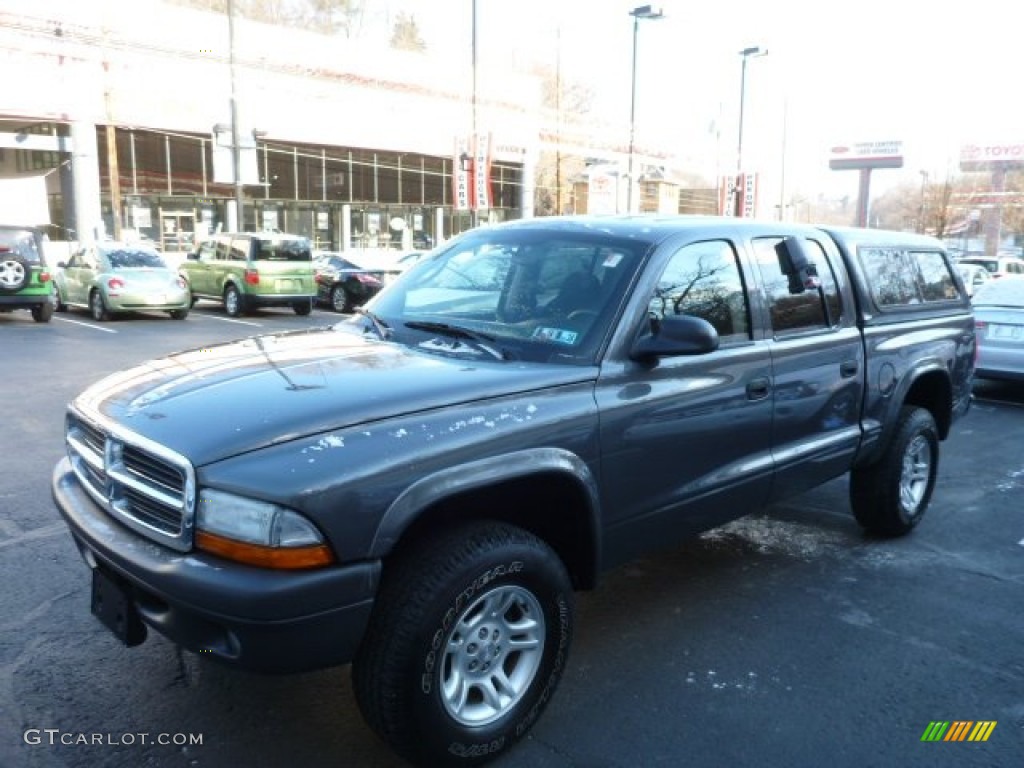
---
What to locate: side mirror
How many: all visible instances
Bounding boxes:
[776,237,821,294]
[56,261,67,269]
[187,252,200,260]
[630,314,719,362]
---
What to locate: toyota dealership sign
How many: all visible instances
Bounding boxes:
[960,142,1024,171]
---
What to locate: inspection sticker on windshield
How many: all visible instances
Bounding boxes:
[602,252,624,268]
[533,327,578,345]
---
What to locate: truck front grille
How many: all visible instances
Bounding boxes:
[66,411,195,551]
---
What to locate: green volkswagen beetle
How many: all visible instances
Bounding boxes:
[54,241,191,321]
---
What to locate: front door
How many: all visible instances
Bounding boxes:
[595,238,775,568]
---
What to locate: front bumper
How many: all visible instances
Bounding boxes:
[52,457,378,672]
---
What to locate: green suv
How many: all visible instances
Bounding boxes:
[0,225,54,323]
[180,232,316,317]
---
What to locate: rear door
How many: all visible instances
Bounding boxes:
[749,235,864,502]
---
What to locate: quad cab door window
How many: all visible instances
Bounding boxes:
[751,236,863,501]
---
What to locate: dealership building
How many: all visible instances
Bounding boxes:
[0,0,567,252]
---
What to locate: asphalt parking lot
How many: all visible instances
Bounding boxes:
[1,303,1022,768]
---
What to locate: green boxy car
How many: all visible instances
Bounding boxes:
[180,233,316,317]
[0,225,54,323]
[54,241,191,321]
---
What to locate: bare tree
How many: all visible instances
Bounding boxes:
[390,12,425,52]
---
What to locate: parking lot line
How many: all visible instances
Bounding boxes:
[53,316,118,334]
[194,314,263,327]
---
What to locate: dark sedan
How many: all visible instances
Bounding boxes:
[313,252,386,313]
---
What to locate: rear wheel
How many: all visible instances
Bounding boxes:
[850,406,938,536]
[89,290,110,322]
[330,285,351,313]
[223,284,242,317]
[31,300,53,323]
[353,522,573,767]
[168,309,189,320]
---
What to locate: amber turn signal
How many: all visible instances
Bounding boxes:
[195,530,334,570]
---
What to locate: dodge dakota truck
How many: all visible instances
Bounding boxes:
[52,216,974,766]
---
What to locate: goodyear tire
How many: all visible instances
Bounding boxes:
[353,522,573,767]
[850,406,939,536]
[0,256,30,293]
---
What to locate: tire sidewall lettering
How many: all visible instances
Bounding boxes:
[421,560,524,695]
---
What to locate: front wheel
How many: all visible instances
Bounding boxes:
[850,406,939,536]
[168,309,189,320]
[353,522,573,767]
[292,299,313,316]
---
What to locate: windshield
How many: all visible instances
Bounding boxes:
[349,228,646,364]
[104,248,166,269]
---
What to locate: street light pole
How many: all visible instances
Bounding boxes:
[227,0,244,231]
[735,45,766,216]
[626,5,663,215]
[917,170,928,233]
[471,0,478,227]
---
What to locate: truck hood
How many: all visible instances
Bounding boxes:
[73,327,595,466]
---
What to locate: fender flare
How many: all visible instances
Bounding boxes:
[861,358,952,465]
[369,447,602,571]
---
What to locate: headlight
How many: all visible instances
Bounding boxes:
[195,489,334,569]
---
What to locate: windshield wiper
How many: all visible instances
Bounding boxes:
[356,307,392,340]
[404,320,509,360]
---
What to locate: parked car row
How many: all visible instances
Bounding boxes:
[36,233,410,323]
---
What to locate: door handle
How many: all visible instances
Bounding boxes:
[746,377,770,400]
[840,360,859,378]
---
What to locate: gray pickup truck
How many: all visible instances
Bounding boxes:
[52,216,974,766]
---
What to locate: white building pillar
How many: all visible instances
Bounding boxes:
[70,121,103,242]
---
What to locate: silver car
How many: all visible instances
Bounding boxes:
[972,276,1024,381]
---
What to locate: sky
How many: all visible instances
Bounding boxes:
[374,0,1024,204]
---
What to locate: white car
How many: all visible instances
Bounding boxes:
[957,263,991,298]
[958,255,1024,280]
